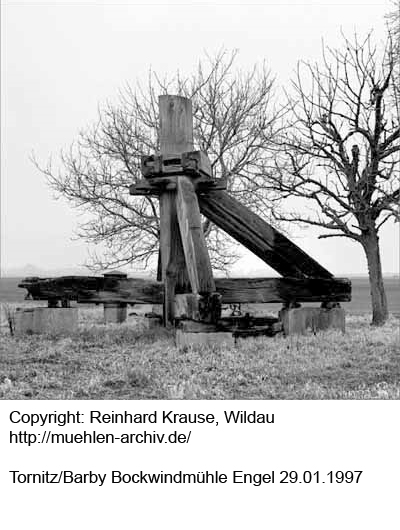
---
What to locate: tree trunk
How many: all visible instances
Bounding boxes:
[361,229,389,325]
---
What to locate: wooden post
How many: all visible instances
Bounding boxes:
[159,188,188,325]
[158,96,193,325]
[159,95,194,155]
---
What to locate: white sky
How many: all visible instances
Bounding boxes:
[1,0,398,276]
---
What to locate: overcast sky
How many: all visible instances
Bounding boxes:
[1,0,398,276]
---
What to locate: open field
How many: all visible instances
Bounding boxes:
[0,304,399,400]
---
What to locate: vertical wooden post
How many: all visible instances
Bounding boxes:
[159,95,193,325]
[159,95,194,155]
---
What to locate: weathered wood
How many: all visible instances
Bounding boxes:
[141,151,212,179]
[130,175,227,196]
[177,315,282,337]
[217,315,280,330]
[158,95,195,325]
[19,276,351,305]
[214,277,351,303]
[159,95,194,154]
[174,294,201,320]
[18,276,164,304]
[198,191,333,279]
[233,322,283,338]
[160,191,188,325]
[156,248,162,282]
[176,176,215,294]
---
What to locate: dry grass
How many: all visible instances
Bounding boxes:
[0,304,399,400]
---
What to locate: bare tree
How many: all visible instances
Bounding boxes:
[268,33,399,325]
[386,0,400,49]
[36,50,282,274]
[386,1,400,116]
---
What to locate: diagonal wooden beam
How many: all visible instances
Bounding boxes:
[176,176,215,294]
[159,190,190,323]
[198,190,332,279]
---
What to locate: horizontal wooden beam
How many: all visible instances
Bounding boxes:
[19,276,164,304]
[214,277,351,304]
[19,276,351,305]
[198,191,333,279]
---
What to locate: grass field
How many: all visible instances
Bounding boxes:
[0,301,399,400]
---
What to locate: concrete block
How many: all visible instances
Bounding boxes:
[152,304,163,316]
[314,308,345,333]
[104,303,127,323]
[141,315,163,329]
[14,308,34,335]
[176,330,235,349]
[280,307,345,336]
[129,304,154,316]
[15,307,78,336]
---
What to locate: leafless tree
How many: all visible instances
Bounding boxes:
[36,50,282,274]
[386,1,400,114]
[386,1,400,49]
[268,33,399,325]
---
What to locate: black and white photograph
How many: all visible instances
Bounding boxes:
[1,0,399,401]
[1,2,399,529]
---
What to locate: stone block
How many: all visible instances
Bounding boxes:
[14,307,78,336]
[14,308,34,335]
[104,303,127,323]
[141,315,163,329]
[280,307,345,336]
[176,330,235,349]
[129,304,154,316]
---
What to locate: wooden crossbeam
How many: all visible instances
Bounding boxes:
[214,277,350,303]
[19,276,351,305]
[198,191,333,279]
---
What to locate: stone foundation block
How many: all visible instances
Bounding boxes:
[280,307,345,336]
[141,315,163,329]
[15,307,78,336]
[104,303,127,323]
[176,330,235,349]
[129,304,154,316]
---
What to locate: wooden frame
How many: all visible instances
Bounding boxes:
[19,95,351,338]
